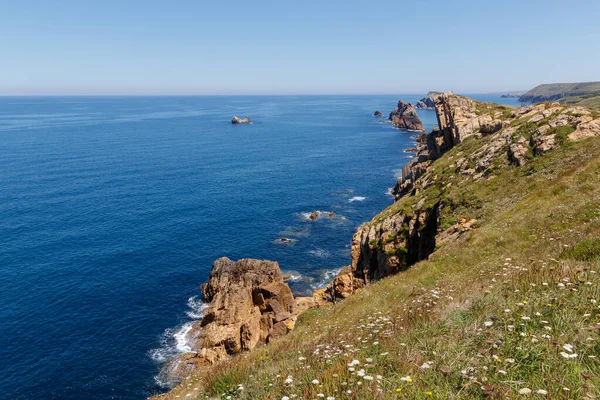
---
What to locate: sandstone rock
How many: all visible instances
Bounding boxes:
[373,110,382,117]
[569,119,600,141]
[163,257,312,382]
[508,136,529,166]
[232,116,251,124]
[389,100,425,131]
[480,119,503,135]
[309,211,319,221]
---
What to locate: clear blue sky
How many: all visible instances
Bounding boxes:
[1,0,599,95]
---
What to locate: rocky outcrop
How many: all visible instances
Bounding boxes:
[389,100,424,131]
[373,110,382,117]
[163,258,316,381]
[232,116,251,124]
[416,91,442,110]
[320,205,440,301]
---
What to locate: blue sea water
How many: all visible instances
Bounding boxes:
[0,94,519,399]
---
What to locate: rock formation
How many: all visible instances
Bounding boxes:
[415,91,442,110]
[163,258,317,381]
[373,110,382,117]
[389,100,424,131]
[232,116,251,124]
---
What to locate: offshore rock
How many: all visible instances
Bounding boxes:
[389,100,425,131]
[415,91,442,110]
[163,258,313,381]
[373,110,382,117]
[232,116,251,124]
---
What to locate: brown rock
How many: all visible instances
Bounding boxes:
[373,110,382,117]
[309,211,319,220]
[569,119,600,141]
[162,257,314,382]
[389,100,425,131]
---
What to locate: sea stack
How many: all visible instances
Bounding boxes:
[389,100,425,131]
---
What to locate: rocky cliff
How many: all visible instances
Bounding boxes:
[389,100,424,131]
[319,92,600,301]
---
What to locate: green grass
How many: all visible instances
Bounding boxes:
[152,129,600,400]
[561,238,600,262]
[520,82,600,110]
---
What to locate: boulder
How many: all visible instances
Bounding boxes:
[389,100,425,131]
[309,211,319,220]
[232,116,251,124]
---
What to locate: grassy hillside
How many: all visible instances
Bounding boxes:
[520,82,600,110]
[153,113,600,399]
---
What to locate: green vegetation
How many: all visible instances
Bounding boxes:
[520,82,600,110]
[561,238,600,262]
[154,118,600,400]
[552,125,576,145]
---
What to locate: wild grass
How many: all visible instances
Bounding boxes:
[153,136,600,400]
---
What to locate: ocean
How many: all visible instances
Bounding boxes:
[0,94,519,399]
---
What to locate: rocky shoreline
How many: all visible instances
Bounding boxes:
[158,92,600,393]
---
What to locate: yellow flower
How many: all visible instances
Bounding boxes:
[496,358,502,362]
[407,377,413,383]
[523,301,528,304]
[426,391,433,396]
[395,388,402,393]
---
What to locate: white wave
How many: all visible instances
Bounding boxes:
[173,322,194,353]
[307,248,331,258]
[284,272,303,282]
[149,296,206,367]
[386,188,395,196]
[392,169,403,179]
[348,196,366,202]
[310,268,343,290]
[185,295,208,319]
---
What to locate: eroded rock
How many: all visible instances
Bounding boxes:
[389,100,425,131]
[163,258,313,382]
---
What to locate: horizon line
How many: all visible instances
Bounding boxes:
[0,91,526,97]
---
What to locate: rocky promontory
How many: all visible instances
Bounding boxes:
[162,257,317,382]
[318,91,600,302]
[389,100,424,131]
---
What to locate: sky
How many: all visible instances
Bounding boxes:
[1,0,599,95]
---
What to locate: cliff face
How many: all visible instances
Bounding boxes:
[321,92,600,301]
[389,100,424,131]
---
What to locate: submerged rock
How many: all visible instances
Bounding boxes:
[162,257,316,381]
[389,100,425,131]
[232,116,251,124]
